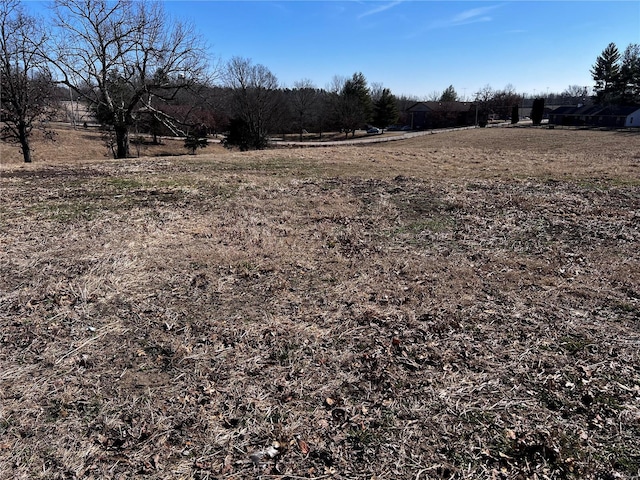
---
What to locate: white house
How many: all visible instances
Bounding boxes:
[624,108,640,127]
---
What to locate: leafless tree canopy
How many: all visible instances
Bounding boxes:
[291,78,318,141]
[49,0,209,158]
[223,56,281,147]
[0,0,53,163]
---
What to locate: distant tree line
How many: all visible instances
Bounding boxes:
[3,0,639,162]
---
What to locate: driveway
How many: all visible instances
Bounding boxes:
[271,126,478,147]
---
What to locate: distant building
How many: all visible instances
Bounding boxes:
[406,101,476,129]
[58,100,97,125]
[548,105,640,128]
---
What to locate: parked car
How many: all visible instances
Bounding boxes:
[367,127,380,134]
[401,125,412,131]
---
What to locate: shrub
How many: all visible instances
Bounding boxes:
[222,118,268,151]
[184,135,208,155]
[184,124,209,155]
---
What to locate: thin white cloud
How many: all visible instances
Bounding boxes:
[358,0,404,19]
[407,3,502,36]
[449,5,500,26]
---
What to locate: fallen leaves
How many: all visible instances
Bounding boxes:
[1,128,639,479]
[296,436,310,455]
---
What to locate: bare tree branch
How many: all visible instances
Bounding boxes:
[0,0,54,163]
[46,0,210,158]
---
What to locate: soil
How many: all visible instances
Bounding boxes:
[1,126,639,479]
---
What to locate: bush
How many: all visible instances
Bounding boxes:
[222,118,268,151]
[184,135,208,155]
[184,124,209,154]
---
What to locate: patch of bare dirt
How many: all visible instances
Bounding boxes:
[1,127,639,479]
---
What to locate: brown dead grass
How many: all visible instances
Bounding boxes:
[1,126,639,479]
[0,123,226,164]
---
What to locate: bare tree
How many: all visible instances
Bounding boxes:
[473,84,495,126]
[562,85,588,99]
[395,93,419,126]
[223,56,280,150]
[0,0,53,163]
[327,75,347,95]
[291,78,318,141]
[48,0,209,158]
[369,81,384,103]
[490,85,522,120]
[474,84,495,104]
[426,90,441,102]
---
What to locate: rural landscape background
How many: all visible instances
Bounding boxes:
[2,0,640,478]
[1,126,640,478]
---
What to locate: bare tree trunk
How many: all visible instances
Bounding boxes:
[299,113,304,142]
[18,124,32,163]
[115,126,129,158]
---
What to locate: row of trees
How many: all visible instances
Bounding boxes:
[223,67,401,149]
[0,0,404,160]
[3,0,639,162]
[591,42,640,106]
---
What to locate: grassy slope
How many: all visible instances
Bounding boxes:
[1,127,639,479]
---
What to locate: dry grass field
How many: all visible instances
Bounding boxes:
[1,126,639,479]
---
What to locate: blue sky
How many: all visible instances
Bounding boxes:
[29,0,640,99]
[162,0,640,98]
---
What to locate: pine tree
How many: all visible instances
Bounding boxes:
[619,43,640,105]
[336,72,373,137]
[591,43,621,105]
[439,85,458,102]
[184,124,208,154]
[373,88,398,131]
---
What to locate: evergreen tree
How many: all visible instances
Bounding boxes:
[511,104,519,124]
[373,88,398,131]
[591,43,621,105]
[619,43,640,105]
[344,72,372,119]
[335,72,372,137]
[184,124,208,154]
[439,85,458,102]
[531,98,545,125]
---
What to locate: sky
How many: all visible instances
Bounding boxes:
[28,0,640,99]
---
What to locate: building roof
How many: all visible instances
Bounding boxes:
[407,101,474,113]
[550,106,580,115]
[550,104,640,117]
